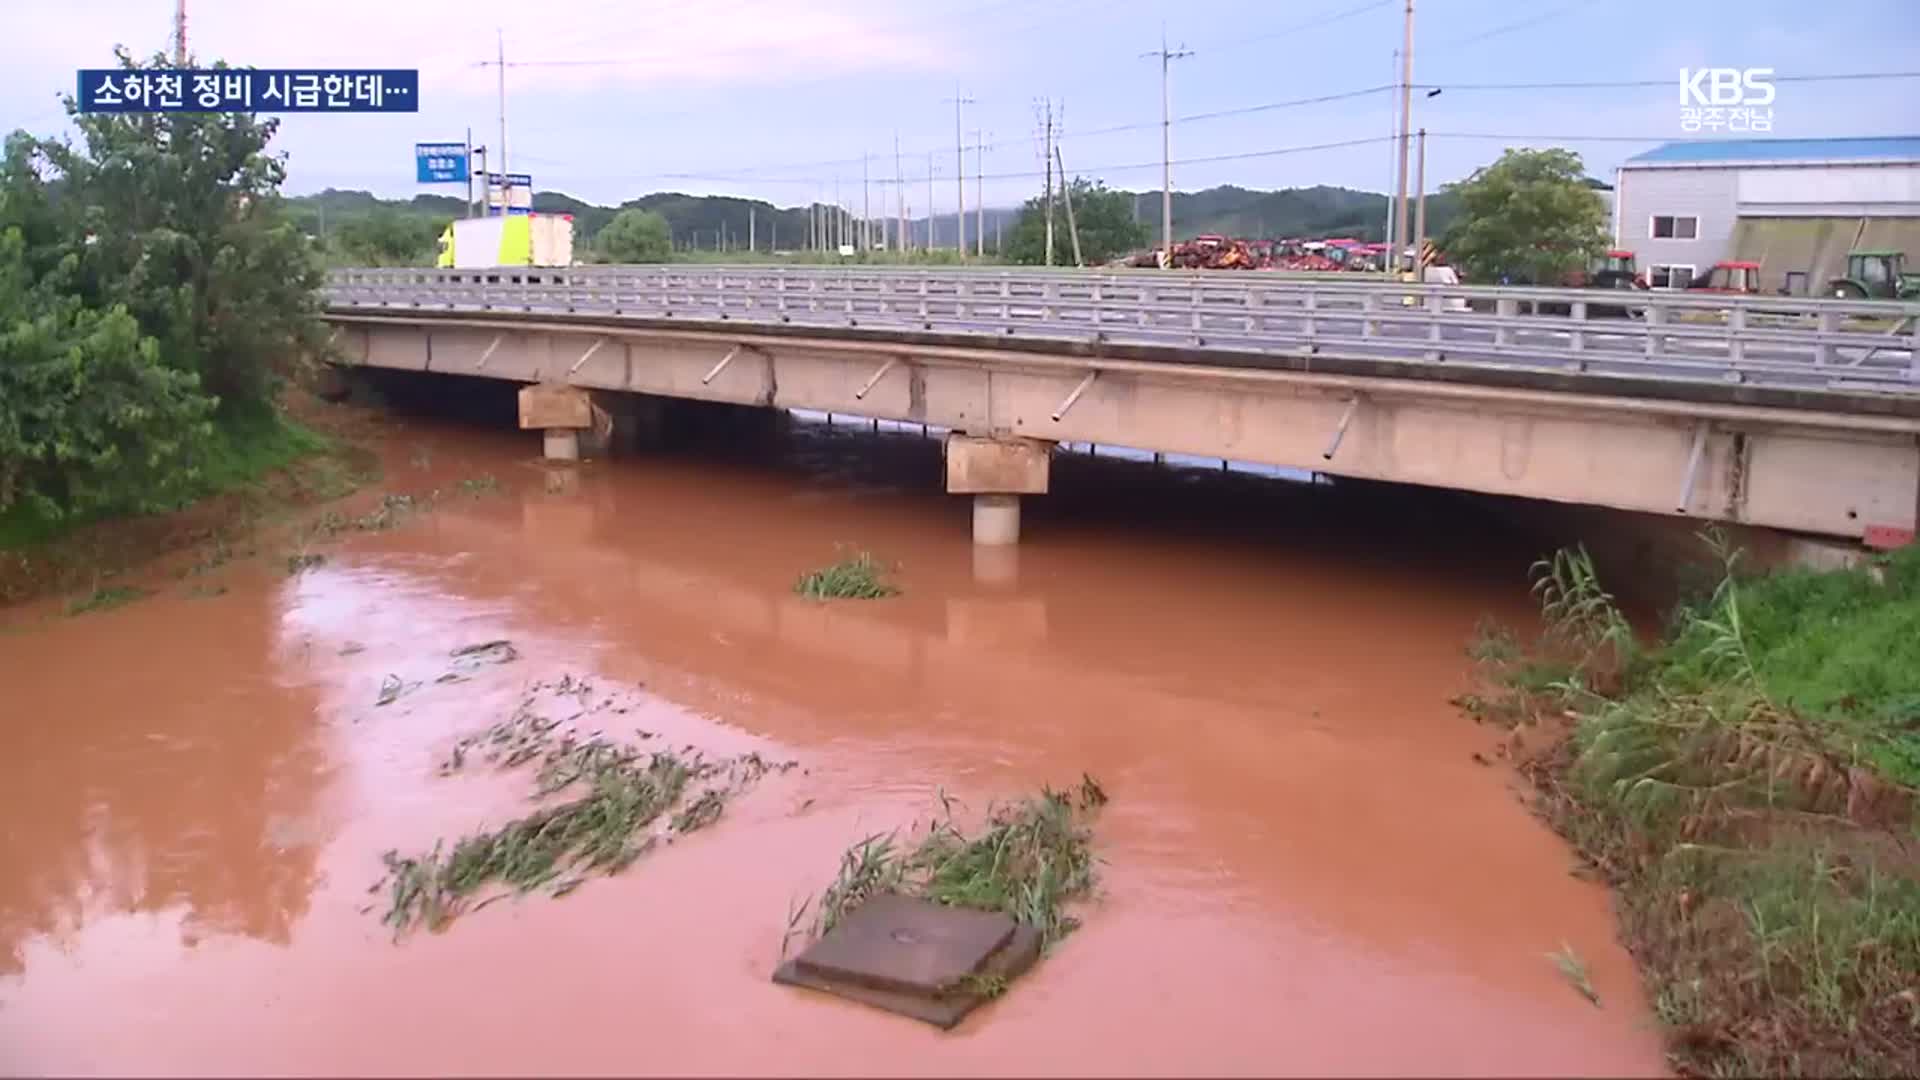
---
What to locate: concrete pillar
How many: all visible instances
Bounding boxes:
[518,383,591,462]
[972,494,1021,546]
[946,434,1050,546]
[543,429,581,461]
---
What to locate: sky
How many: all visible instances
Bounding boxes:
[5,0,1918,213]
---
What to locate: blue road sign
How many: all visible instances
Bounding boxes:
[484,172,535,214]
[416,142,469,183]
[77,69,419,113]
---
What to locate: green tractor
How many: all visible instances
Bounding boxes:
[1826,250,1920,300]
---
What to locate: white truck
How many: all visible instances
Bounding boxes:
[437,213,575,269]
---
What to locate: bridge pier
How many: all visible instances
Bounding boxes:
[543,429,582,461]
[972,495,1022,546]
[946,434,1050,546]
[518,383,592,462]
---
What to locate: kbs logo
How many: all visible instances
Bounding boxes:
[1678,68,1774,133]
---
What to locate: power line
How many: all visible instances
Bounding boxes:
[1415,70,1920,91]
[1441,0,1588,48]
[1427,131,1673,142]
[548,67,1920,187]
[1195,0,1394,55]
[615,135,1399,188]
[660,85,1397,183]
[1175,84,1390,126]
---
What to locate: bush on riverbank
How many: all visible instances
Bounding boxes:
[1464,538,1920,1077]
[1,47,324,544]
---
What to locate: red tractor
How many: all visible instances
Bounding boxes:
[1687,260,1763,294]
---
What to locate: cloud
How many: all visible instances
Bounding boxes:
[1,0,961,107]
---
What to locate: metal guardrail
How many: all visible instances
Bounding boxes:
[325,266,1920,396]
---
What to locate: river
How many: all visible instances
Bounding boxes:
[0,408,1669,1076]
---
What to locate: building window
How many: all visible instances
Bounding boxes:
[1650,264,1695,289]
[1651,215,1699,239]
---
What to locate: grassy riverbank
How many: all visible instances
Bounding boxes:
[1464,538,1920,1076]
[0,395,377,607]
[0,411,326,551]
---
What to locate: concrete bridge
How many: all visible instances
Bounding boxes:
[322,266,1920,551]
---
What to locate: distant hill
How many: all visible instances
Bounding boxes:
[284,181,1464,263]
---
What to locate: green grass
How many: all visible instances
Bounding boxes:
[381,704,795,936]
[1655,544,1920,787]
[1549,943,1601,1007]
[380,752,694,934]
[799,776,1107,956]
[794,550,899,600]
[192,409,329,496]
[0,410,329,551]
[1467,534,1920,1076]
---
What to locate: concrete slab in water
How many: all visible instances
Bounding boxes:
[774,895,1044,1028]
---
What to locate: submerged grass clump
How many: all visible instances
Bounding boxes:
[380,751,693,933]
[797,774,1108,955]
[381,685,797,937]
[1462,530,1920,1076]
[794,550,899,600]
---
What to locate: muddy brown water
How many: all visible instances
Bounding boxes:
[0,411,1669,1076]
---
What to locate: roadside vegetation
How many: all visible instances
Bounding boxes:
[1439,147,1609,285]
[1,47,326,558]
[1462,535,1919,1076]
[788,776,1108,956]
[1002,177,1147,266]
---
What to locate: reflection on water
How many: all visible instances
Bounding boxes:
[0,578,327,976]
[0,410,1667,1076]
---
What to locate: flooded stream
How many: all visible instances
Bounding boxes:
[0,408,1669,1075]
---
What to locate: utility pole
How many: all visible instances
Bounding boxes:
[749,206,756,254]
[465,127,474,218]
[833,177,841,252]
[1041,99,1055,267]
[927,152,936,251]
[1413,127,1429,276]
[1056,144,1083,267]
[973,130,986,258]
[944,88,975,257]
[1392,0,1415,277]
[894,133,906,254]
[497,29,508,207]
[862,153,871,252]
[1142,26,1192,268]
[174,0,187,63]
[1383,48,1398,267]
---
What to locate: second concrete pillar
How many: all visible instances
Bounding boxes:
[945,434,1050,546]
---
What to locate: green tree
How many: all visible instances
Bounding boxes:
[29,48,324,412]
[1437,148,1607,285]
[0,48,319,528]
[596,208,672,263]
[0,227,215,522]
[332,208,445,267]
[1004,178,1148,267]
